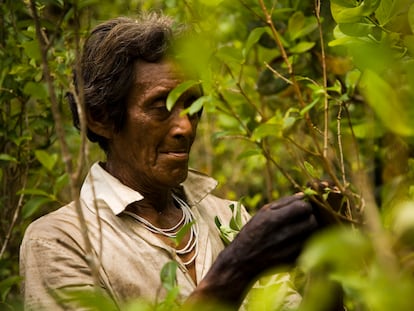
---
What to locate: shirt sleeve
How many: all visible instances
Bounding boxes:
[19,221,109,310]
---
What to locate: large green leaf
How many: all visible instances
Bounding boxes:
[160,261,178,292]
[359,69,414,136]
[243,27,267,58]
[166,80,200,111]
[289,41,315,54]
[34,150,58,171]
[288,11,305,41]
[331,0,381,23]
[409,3,414,33]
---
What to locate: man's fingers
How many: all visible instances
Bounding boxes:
[265,193,305,210]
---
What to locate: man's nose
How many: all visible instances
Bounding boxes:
[171,106,195,137]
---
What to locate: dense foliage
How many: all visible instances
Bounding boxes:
[1,0,414,310]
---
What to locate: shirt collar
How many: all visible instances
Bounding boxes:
[80,162,218,215]
[80,162,144,215]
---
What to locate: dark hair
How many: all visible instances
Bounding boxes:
[68,13,177,152]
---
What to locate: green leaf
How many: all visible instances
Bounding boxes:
[251,123,283,141]
[409,3,414,33]
[299,227,372,273]
[218,226,239,245]
[304,161,319,178]
[331,0,381,23]
[243,27,267,58]
[215,46,244,64]
[300,97,320,116]
[214,216,222,229]
[345,69,361,96]
[23,81,48,100]
[170,221,195,247]
[166,80,200,111]
[359,69,414,136]
[35,150,58,171]
[21,197,52,219]
[21,40,41,62]
[0,153,18,163]
[404,35,414,57]
[288,11,305,41]
[160,261,178,291]
[53,173,69,195]
[181,95,210,116]
[57,288,118,311]
[229,201,243,231]
[199,0,223,5]
[289,41,315,54]
[0,276,23,301]
[237,148,263,160]
[17,188,57,201]
[304,187,318,197]
[338,22,376,37]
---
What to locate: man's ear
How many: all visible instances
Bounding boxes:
[86,111,114,139]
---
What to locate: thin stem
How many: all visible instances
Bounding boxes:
[0,165,28,259]
[315,0,330,160]
[337,103,347,185]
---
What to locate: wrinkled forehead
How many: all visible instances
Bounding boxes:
[130,59,202,100]
[133,59,186,85]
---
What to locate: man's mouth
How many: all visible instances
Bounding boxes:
[160,149,189,160]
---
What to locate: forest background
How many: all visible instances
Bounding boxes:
[1,0,414,310]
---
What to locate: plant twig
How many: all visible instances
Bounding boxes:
[0,165,28,259]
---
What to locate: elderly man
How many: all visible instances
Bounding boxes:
[20,13,321,310]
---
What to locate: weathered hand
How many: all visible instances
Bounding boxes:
[306,179,346,227]
[228,194,319,278]
[189,194,319,308]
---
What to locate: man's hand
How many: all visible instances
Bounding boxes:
[229,194,319,277]
[189,194,318,309]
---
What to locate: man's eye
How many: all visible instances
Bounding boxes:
[152,99,167,110]
[150,99,170,118]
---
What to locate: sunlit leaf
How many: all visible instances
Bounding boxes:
[17,188,57,201]
[289,41,315,54]
[299,227,373,272]
[331,0,381,23]
[53,173,69,195]
[345,69,361,96]
[23,81,48,100]
[409,3,414,31]
[181,95,210,116]
[215,46,244,64]
[57,288,118,311]
[303,161,319,179]
[0,153,18,163]
[171,221,194,247]
[21,197,53,219]
[166,80,200,111]
[34,150,58,171]
[21,40,41,61]
[0,276,22,301]
[243,27,267,58]
[237,148,263,160]
[251,123,283,141]
[160,261,178,291]
[288,11,305,41]
[338,22,376,36]
[300,97,320,116]
[359,69,414,136]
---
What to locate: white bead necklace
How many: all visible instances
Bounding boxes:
[124,193,198,265]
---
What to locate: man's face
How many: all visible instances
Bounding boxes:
[105,60,201,192]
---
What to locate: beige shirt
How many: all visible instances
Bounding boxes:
[20,162,249,310]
